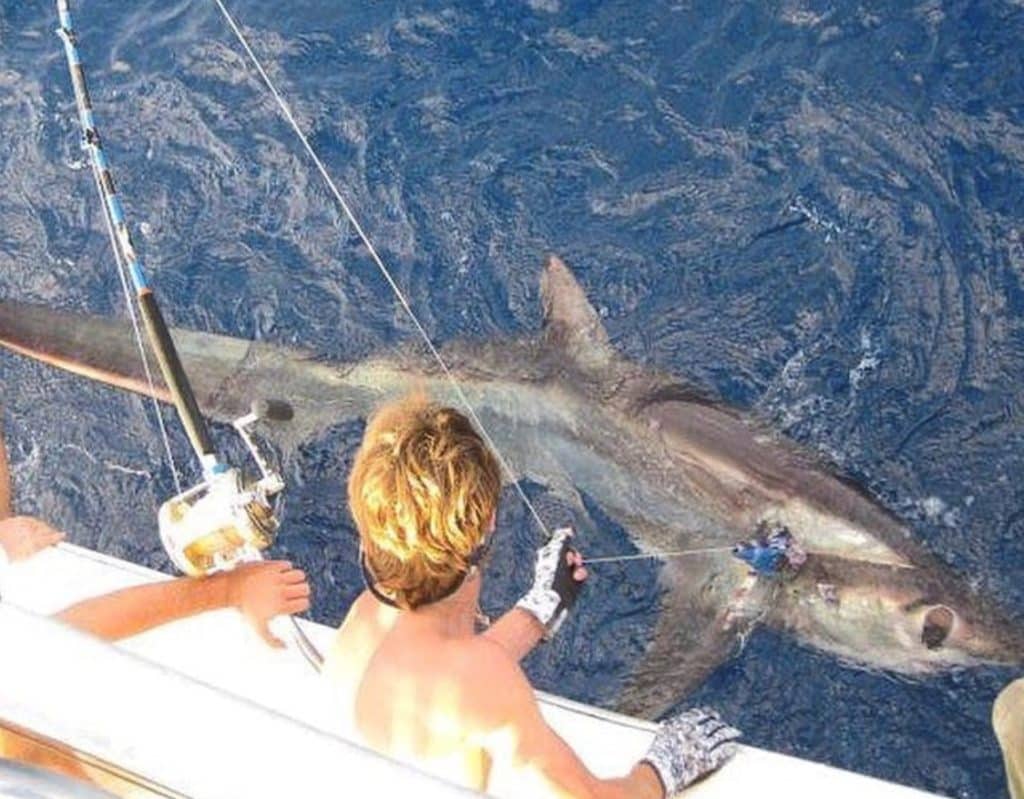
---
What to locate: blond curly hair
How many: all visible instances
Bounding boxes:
[348,396,502,609]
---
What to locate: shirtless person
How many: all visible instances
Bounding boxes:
[325,397,740,798]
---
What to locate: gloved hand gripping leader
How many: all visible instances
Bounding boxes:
[643,707,741,797]
[515,528,583,639]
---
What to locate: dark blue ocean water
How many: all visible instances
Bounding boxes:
[1,1,1023,796]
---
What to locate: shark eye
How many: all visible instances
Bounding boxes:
[922,606,955,650]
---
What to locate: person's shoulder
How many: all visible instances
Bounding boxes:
[454,637,537,723]
[348,589,384,617]
[338,590,399,632]
[457,634,517,672]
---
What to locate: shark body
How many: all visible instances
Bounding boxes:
[1,255,1021,717]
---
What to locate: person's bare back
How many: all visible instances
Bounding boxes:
[327,591,499,788]
[325,397,742,798]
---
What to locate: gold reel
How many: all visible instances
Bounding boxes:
[159,468,279,577]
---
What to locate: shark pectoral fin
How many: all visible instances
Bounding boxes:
[613,559,747,720]
[540,255,617,372]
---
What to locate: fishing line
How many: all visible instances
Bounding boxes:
[210,0,553,539]
[583,547,734,564]
[89,160,184,496]
[584,547,918,569]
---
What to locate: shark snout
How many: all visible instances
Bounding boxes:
[768,555,1024,673]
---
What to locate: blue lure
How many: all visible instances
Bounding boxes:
[732,524,805,577]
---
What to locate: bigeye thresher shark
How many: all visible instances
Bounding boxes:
[1,253,1022,718]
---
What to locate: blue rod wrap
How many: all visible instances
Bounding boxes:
[129,262,147,289]
[56,0,149,292]
[56,0,221,468]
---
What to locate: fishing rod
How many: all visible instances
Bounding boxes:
[55,0,322,669]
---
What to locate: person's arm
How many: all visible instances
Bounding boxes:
[470,645,662,799]
[471,642,740,799]
[55,560,311,646]
[0,516,65,564]
[483,607,546,660]
[486,529,587,661]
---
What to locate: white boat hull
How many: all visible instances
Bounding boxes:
[0,544,943,797]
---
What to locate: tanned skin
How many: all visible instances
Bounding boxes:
[324,557,664,799]
[54,559,310,645]
[0,414,312,796]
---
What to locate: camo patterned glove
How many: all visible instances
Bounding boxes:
[642,707,741,797]
[515,528,583,640]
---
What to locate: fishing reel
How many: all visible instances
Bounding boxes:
[159,400,292,578]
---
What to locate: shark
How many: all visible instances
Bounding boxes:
[0,254,1021,718]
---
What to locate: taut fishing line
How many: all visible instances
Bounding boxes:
[209,0,555,540]
[86,135,184,497]
[583,547,734,565]
[208,3,745,566]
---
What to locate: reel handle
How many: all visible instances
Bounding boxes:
[269,614,324,671]
[232,402,290,489]
[251,399,294,422]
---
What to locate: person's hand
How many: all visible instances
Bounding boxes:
[0,516,65,563]
[225,560,311,648]
[642,707,741,797]
[515,527,588,639]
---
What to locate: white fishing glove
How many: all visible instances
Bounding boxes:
[642,707,741,797]
[515,527,584,640]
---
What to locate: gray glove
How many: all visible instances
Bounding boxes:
[642,707,740,797]
[515,527,583,639]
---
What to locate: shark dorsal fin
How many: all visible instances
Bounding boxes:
[541,255,614,371]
